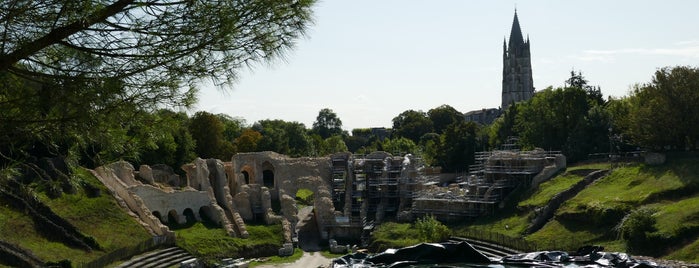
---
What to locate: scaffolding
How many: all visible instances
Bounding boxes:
[331,155,349,212]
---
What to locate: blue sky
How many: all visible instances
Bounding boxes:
[194,1,699,131]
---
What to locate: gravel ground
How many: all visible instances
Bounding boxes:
[254,251,331,268]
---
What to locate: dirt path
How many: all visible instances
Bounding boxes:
[255,251,332,268]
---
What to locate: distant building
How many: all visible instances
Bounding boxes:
[463,108,501,125]
[465,10,533,124]
[501,10,534,109]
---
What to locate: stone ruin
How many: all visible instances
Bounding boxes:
[92,149,565,246]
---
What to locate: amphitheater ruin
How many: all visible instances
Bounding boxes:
[92,149,565,246]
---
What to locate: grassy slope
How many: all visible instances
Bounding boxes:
[175,222,285,265]
[453,164,597,238]
[459,158,699,262]
[0,168,150,265]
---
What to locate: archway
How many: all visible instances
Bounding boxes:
[261,161,275,189]
[167,209,180,225]
[263,170,274,188]
[199,206,217,226]
[242,170,250,184]
[183,208,197,225]
[152,211,164,224]
[240,165,255,184]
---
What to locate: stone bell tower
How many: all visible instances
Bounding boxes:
[502,10,534,109]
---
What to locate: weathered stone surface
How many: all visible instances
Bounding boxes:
[281,218,292,243]
[181,158,213,191]
[151,164,181,187]
[265,208,282,225]
[234,190,253,220]
[92,165,171,237]
[138,165,154,184]
[109,161,142,186]
[278,243,294,256]
[261,187,272,213]
[279,194,298,224]
[232,212,249,238]
[329,239,348,254]
[530,154,567,190]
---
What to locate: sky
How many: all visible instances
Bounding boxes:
[194,1,699,131]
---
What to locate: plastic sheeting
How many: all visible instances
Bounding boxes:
[332,241,662,268]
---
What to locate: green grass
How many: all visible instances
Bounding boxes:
[518,173,584,209]
[175,222,284,265]
[654,195,699,234]
[453,213,531,238]
[525,219,620,252]
[370,222,422,251]
[0,167,151,265]
[666,237,699,263]
[0,202,90,264]
[249,248,303,267]
[567,162,611,171]
[555,163,692,219]
[295,188,314,206]
[449,158,699,262]
[38,168,151,253]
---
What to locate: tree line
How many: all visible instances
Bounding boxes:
[1,2,698,176]
[4,66,699,174]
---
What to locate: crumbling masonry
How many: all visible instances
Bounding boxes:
[93,149,564,244]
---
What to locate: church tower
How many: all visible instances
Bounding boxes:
[502,10,534,109]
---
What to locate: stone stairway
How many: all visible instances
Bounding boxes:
[116,247,197,268]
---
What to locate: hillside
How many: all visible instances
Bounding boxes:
[0,167,151,267]
[456,156,699,263]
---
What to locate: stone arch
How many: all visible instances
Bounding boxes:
[167,209,181,225]
[261,161,275,189]
[152,210,164,223]
[240,165,255,184]
[183,208,197,224]
[199,206,216,224]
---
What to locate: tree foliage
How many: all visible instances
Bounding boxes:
[254,120,313,157]
[312,108,344,139]
[0,0,315,168]
[138,110,196,169]
[619,66,699,151]
[189,111,232,160]
[392,110,433,144]
[516,86,591,151]
[436,121,478,172]
[428,105,463,134]
[380,137,419,156]
[1,0,315,95]
[234,129,263,153]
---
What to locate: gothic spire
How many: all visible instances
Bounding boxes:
[508,10,524,49]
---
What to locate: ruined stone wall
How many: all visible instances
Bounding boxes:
[182,158,239,237]
[530,154,567,190]
[230,152,331,198]
[138,164,182,187]
[130,185,216,224]
[92,162,171,236]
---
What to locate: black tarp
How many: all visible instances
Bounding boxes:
[332,242,665,268]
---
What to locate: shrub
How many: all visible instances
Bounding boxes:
[615,207,658,255]
[415,215,451,242]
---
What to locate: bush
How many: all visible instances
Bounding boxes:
[615,207,658,255]
[415,215,451,242]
